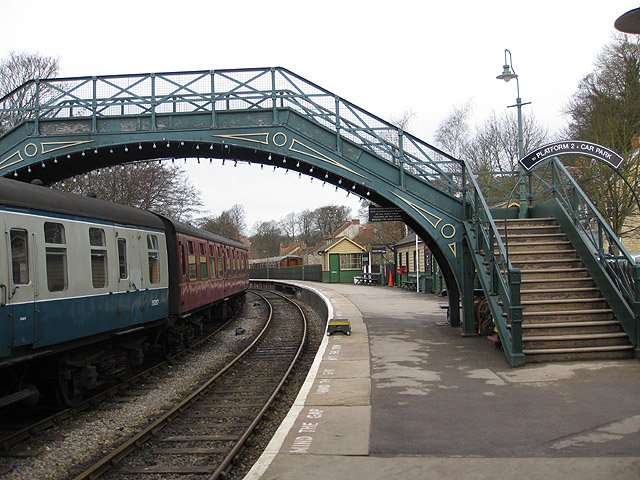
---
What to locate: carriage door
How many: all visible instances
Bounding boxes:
[6,227,36,347]
[0,223,7,356]
[116,231,132,328]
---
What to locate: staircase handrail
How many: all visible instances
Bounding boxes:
[529,158,639,321]
[464,160,522,359]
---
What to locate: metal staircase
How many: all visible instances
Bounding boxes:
[464,158,640,366]
[497,218,634,362]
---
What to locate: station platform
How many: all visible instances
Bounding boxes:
[246,281,640,480]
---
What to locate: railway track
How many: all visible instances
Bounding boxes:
[70,288,307,479]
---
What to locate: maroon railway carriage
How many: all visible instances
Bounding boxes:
[158,217,248,315]
[249,255,303,269]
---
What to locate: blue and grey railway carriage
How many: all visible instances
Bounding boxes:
[0,178,248,407]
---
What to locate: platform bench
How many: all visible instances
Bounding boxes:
[401,281,417,290]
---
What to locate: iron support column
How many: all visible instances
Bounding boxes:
[461,239,476,336]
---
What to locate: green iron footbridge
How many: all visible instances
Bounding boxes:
[0,67,638,366]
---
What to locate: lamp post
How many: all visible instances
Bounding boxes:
[497,49,530,218]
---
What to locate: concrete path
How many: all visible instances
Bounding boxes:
[246,282,640,480]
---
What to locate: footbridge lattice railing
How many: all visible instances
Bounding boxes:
[0,67,464,196]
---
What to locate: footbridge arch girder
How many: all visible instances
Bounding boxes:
[0,68,475,331]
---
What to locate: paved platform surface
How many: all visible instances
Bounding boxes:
[246,282,640,480]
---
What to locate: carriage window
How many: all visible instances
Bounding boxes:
[89,227,108,288]
[45,222,65,244]
[199,243,208,279]
[44,222,68,292]
[210,251,217,278]
[147,234,159,250]
[118,238,128,279]
[217,247,224,277]
[180,244,186,277]
[147,234,160,284]
[188,241,197,280]
[10,229,29,285]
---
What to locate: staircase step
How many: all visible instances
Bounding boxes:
[521,278,595,289]
[523,344,635,363]
[520,287,600,300]
[521,308,615,323]
[521,297,609,313]
[522,320,623,336]
[506,250,579,259]
[510,258,584,269]
[502,217,556,223]
[523,336,629,350]
[519,268,590,280]
[497,225,563,235]
[500,244,575,254]
[502,233,568,242]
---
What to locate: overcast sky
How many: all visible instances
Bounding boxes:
[3,1,634,231]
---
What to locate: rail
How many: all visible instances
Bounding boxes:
[71,289,307,479]
[0,67,464,196]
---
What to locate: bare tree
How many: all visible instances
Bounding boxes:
[0,51,59,96]
[389,110,414,132]
[297,209,318,245]
[199,204,246,241]
[250,220,284,257]
[435,101,549,173]
[313,205,352,238]
[227,204,247,236]
[0,51,59,133]
[280,212,299,241]
[563,34,640,237]
[434,99,473,160]
[55,162,203,222]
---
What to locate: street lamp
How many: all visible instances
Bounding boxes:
[497,49,530,218]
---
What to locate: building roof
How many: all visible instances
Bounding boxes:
[333,219,362,238]
[280,242,302,256]
[317,236,366,253]
[395,233,424,247]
